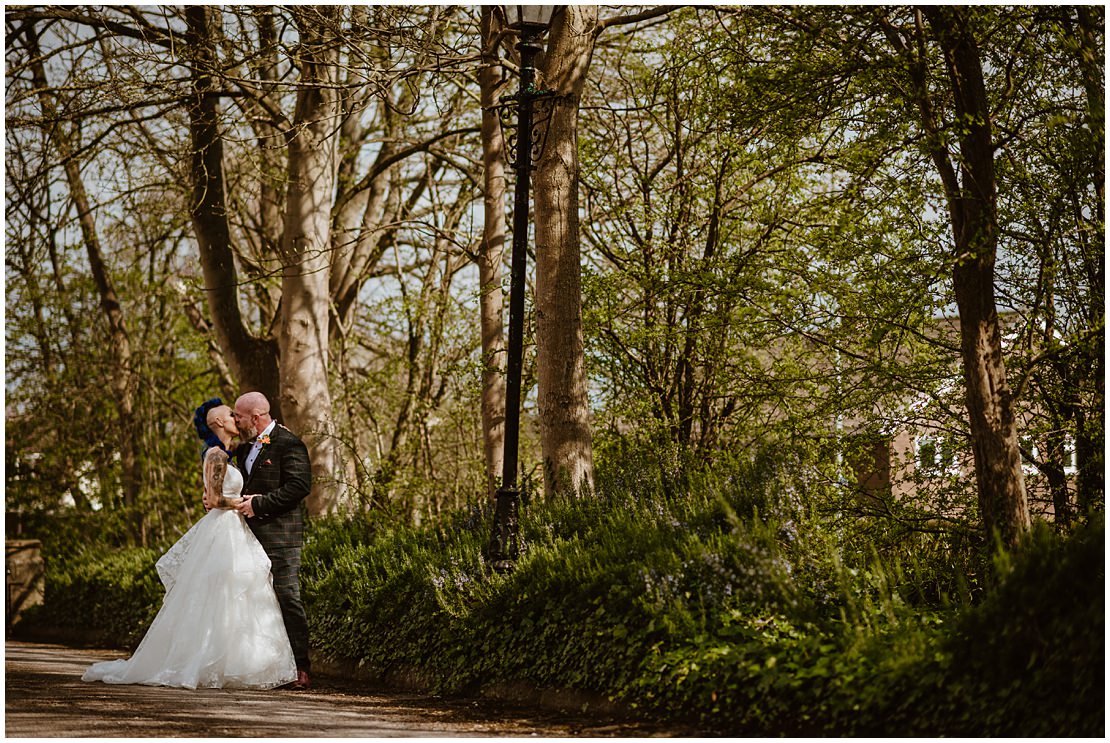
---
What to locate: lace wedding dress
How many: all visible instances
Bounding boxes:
[82,454,297,689]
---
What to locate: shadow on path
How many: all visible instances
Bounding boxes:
[5,641,688,737]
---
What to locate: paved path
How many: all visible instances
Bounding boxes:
[5,641,683,737]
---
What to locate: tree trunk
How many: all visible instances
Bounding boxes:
[1070,5,1105,515]
[244,6,286,320]
[533,6,598,497]
[1041,427,1072,530]
[185,6,282,415]
[478,6,508,499]
[278,6,344,515]
[923,7,1030,548]
[251,6,285,259]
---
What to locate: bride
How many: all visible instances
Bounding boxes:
[82,398,297,689]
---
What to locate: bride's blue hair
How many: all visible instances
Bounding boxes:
[193,397,232,460]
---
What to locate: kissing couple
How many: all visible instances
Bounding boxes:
[83,392,312,691]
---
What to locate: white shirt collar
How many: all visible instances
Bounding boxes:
[253,420,277,445]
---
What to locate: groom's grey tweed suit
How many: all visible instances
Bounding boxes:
[237,424,312,672]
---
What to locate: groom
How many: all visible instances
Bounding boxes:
[233,391,313,690]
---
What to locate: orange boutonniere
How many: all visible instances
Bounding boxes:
[258,434,271,445]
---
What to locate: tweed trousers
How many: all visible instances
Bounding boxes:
[256,537,310,672]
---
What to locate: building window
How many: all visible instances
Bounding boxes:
[1064,440,1077,475]
[1018,436,1077,477]
[916,434,955,475]
[847,436,891,493]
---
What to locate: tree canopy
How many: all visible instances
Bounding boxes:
[5,5,1102,548]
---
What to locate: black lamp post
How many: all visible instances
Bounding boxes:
[488,4,558,572]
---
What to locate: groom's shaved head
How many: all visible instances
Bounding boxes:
[236,391,270,416]
[233,392,273,438]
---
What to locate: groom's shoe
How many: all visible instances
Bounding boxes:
[289,670,310,691]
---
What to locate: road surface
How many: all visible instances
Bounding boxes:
[5,641,688,737]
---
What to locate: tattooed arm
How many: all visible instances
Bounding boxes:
[201,447,242,510]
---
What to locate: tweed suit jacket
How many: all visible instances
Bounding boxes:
[236,424,312,554]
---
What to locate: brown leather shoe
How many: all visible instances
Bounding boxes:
[288,670,310,690]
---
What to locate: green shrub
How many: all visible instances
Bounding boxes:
[31,450,1103,737]
[35,546,164,648]
[936,517,1104,736]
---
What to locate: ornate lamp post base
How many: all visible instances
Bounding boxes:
[488,485,520,572]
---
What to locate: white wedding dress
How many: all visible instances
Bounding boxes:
[82,456,297,689]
